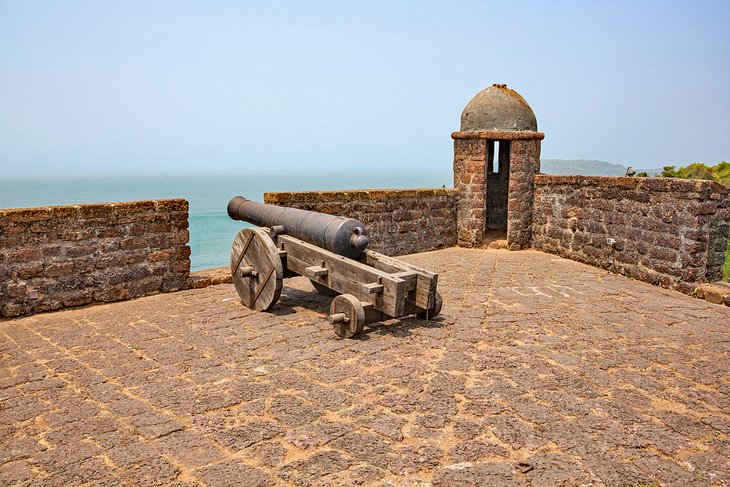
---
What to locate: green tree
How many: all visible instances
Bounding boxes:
[715,161,730,182]
[676,163,714,180]
[660,162,729,186]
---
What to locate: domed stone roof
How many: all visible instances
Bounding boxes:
[460,84,538,131]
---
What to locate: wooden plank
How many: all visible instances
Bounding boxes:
[304,266,328,278]
[279,235,407,316]
[250,265,275,307]
[359,252,402,274]
[361,250,436,277]
[291,254,420,317]
[362,282,384,295]
[232,232,255,274]
[286,254,382,310]
[361,250,438,310]
[391,271,418,292]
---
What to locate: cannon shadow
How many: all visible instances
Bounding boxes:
[358,315,447,340]
[273,283,447,339]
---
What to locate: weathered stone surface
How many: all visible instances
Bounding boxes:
[1,247,728,486]
[533,175,730,290]
[460,84,539,131]
[507,139,541,247]
[452,129,545,140]
[0,199,191,318]
[264,189,458,256]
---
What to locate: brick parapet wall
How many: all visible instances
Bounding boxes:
[532,175,730,288]
[263,189,458,256]
[0,199,191,318]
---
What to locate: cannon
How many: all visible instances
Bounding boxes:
[228,196,369,259]
[227,196,442,338]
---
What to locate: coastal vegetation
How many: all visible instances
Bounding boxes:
[659,161,730,186]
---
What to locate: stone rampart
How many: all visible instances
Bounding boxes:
[532,175,730,288]
[264,189,458,256]
[0,199,191,318]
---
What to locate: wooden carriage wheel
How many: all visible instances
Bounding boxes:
[230,227,283,311]
[329,294,365,338]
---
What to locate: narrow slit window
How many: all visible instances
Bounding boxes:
[493,141,500,174]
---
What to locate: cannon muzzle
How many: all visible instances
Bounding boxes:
[227,196,369,259]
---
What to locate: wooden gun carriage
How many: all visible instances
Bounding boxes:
[227,196,442,338]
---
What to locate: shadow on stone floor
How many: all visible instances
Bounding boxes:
[270,286,330,316]
[356,315,448,339]
[272,283,448,338]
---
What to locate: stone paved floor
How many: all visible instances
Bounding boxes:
[1,248,729,486]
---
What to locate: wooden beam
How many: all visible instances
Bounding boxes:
[362,282,384,295]
[361,250,438,310]
[279,235,407,317]
[304,266,328,278]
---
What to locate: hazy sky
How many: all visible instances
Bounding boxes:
[1,0,729,177]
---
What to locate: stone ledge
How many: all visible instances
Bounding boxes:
[686,281,730,306]
[534,174,729,194]
[188,266,232,289]
[451,130,545,140]
[0,198,189,220]
[265,188,458,204]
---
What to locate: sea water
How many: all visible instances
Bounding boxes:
[0,172,451,271]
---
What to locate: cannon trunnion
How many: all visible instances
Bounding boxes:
[228,197,442,338]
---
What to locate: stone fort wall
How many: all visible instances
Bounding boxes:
[532,175,730,289]
[0,199,190,318]
[264,189,458,257]
[2,179,727,319]
[267,176,729,296]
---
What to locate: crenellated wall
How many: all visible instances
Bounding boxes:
[532,175,730,288]
[0,199,191,318]
[263,189,458,257]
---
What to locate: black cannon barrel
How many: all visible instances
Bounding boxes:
[227,196,369,259]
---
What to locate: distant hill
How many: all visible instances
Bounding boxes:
[540,159,663,177]
[540,159,627,176]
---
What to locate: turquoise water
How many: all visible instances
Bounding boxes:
[0,172,451,271]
